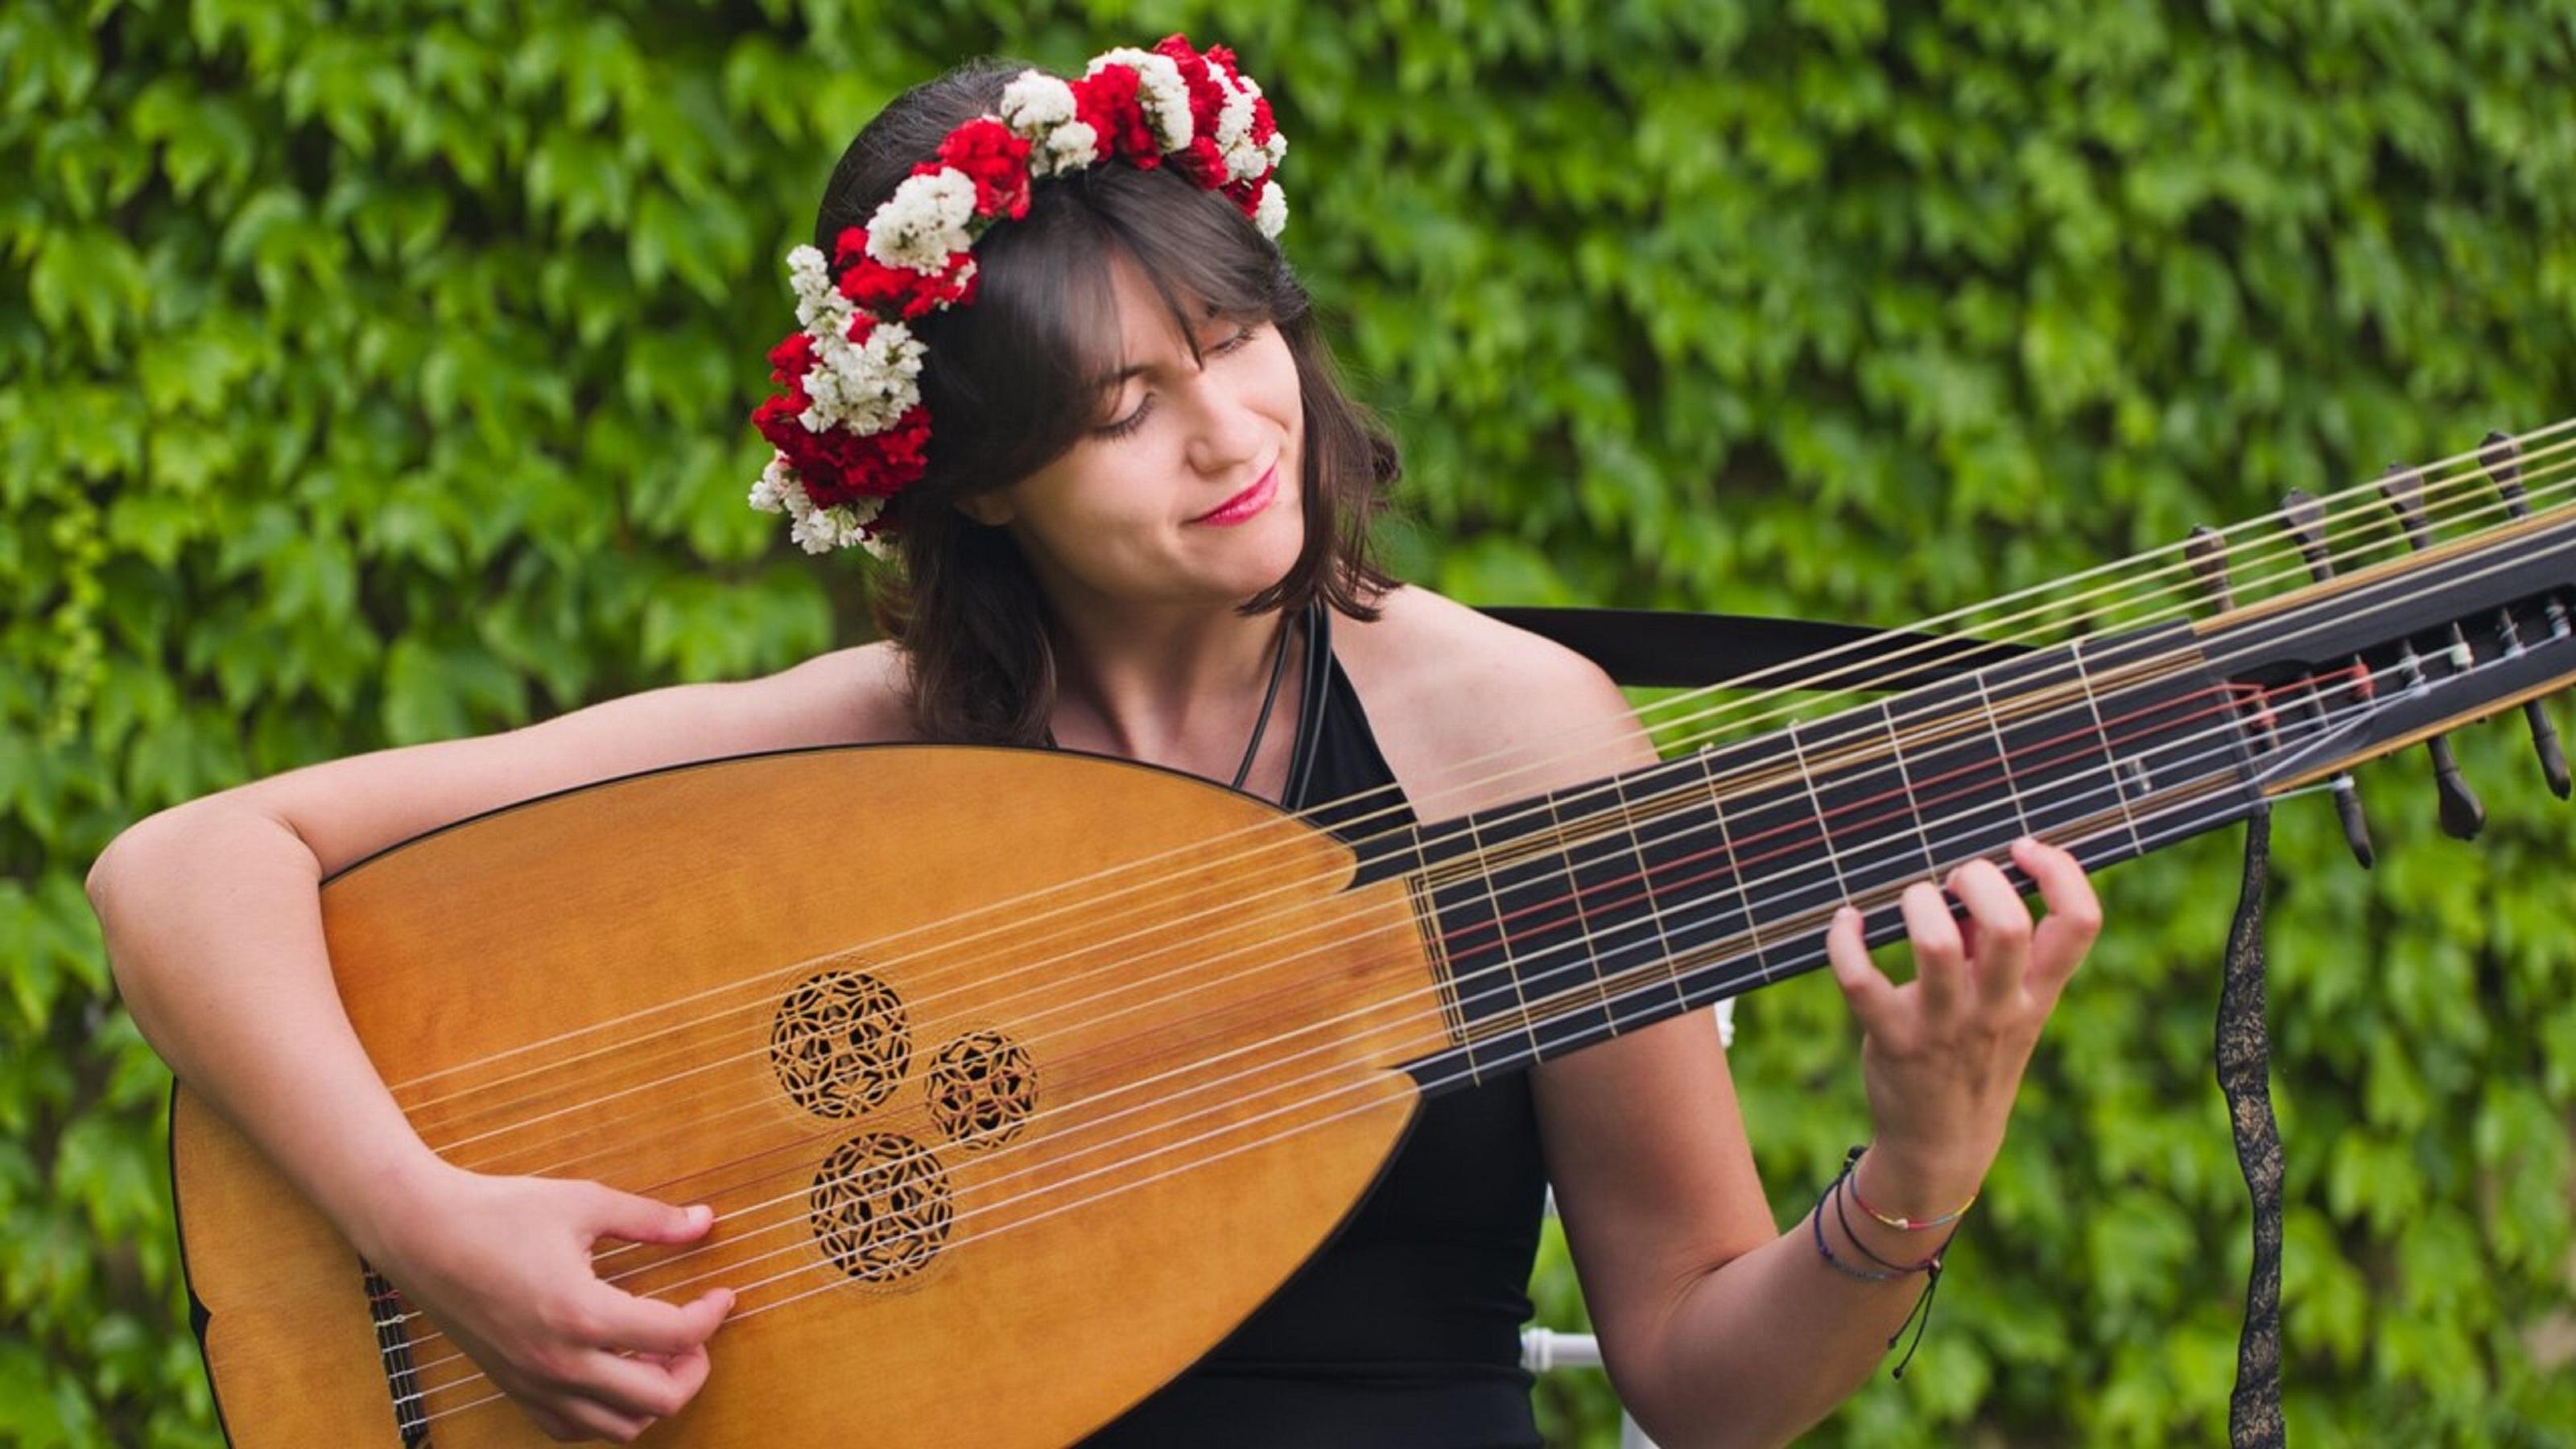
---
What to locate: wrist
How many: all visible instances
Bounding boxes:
[328,1143,465,1265]
[1850,1142,1984,1228]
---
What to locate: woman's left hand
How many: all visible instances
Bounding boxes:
[1822,836,2102,1207]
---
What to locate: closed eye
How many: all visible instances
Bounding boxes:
[1095,324,1264,440]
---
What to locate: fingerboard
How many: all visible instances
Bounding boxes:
[1375,621,2260,1092]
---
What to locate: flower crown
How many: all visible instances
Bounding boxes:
[747,35,1289,557]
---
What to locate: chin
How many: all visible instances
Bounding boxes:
[1186,510,1304,604]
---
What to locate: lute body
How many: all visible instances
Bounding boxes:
[175,746,1441,1447]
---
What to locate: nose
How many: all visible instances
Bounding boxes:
[1179,365,1271,479]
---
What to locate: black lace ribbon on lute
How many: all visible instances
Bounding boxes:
[2217,808,2287,1448]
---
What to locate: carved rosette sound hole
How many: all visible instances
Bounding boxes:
[810,1132,952,1282]
[769,970,910,1117]
[925,1029,1038,1150]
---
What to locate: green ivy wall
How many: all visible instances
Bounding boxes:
[6,0,2575,1443]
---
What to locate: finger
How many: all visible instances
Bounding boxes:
[584,1187,716,1248]
[1899,880,1965,1014]
[2014,836,2103,1003]
[582,1284,734,1356]
[1947,857,2033,1007]
[554,1393,652,1444]
[576,1340,716,1421]
[1824,906,1901,1032]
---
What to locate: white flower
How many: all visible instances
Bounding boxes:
[786,245,853,333]
[866,167,979,274]
[787,497,888,555]
[1088,48,1192,152]
[999,71,1076,135]
[1034,120,1100,176]
[786,244,834,308]
[803,320,925,436]
[1212,74,1256,152]
[1263,129,1288,167]
[1253,179,1287,238]
[750,453,796,514]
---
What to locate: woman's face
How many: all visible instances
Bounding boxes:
[960,251,1305,613]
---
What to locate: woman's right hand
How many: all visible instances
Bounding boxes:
[359,1162,737,1443]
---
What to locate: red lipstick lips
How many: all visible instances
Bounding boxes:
[1190,463,1278,526]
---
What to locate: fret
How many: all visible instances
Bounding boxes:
[1880,701,1940,878]
[1414,815,1504,1084]
[2068,636,2145,854]
[1695,745,1780,984]
[1517,784,1624,1052]
[1463,808,1541,1071]
[1537,786,1624,1038]
[1968,669,2034,840]
[1783,720,1853,902]
[1609,767,1694,1023]
[1783,701,1938,906]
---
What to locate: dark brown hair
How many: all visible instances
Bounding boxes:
[811,56,1401,745]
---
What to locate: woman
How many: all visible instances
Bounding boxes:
[87,37,2099,1448]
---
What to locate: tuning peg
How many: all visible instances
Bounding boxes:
[2481,431,2573,799]
[2185,525,2239,611]
[2380,464,2486,838]
[2188,523,2276,727]
[2278,491,2377,867]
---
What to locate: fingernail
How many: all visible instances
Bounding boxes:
[1834,906,1858,927]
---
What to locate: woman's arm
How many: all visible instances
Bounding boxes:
[1348,590,2098,1449]
[86,643,910,1442]
[1536,846,2096,1449]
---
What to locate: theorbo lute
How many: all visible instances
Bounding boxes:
[171,427,2576,1444]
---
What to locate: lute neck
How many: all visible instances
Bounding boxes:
[1379,502,2576,1095]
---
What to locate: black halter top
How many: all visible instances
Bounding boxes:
[1075,601,1550,1448]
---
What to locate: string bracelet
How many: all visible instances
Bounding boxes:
[1809,1146,1961,1379]
[1845,1144,1976,1231]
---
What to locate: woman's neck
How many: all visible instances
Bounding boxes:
[1043,594,1294,770]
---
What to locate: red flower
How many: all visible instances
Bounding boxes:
[832,226,870,272]
[750,393,809,458]
[766,330,815,388]
[837,244,979,320]
[1173,132,1227,189]
[935,119,1033,220]
[1153,35,1228,141]
[752,400,934,510]
[1073,64,1158,165]
[1222,175,1264,220]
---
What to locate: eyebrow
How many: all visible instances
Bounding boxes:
[1104,308,1241,383]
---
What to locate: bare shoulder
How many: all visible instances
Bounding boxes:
[1334,584,1654,819]
[717,638,918,745]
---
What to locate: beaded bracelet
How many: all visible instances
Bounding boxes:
[1845,1143,1977,1231]
[1833,1174,1946,1276]
[1808,1146,1960,1378]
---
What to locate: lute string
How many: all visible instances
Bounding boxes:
[402,625,2500,1423]
[381,530,2576,1401]
[388,432,2576,1180]
[398,647,2330,1406]
[402,450,2576,1176]
[375,419,2576,1105]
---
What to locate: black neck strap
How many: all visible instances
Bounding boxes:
[1476,605,2033,691]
